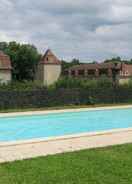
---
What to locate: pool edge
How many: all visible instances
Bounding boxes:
[0,104,132,118]
[1,127,132,147]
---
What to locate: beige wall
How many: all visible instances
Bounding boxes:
[0,70,11,84]
[36,64,61,86]
[43,65,61,86]
[36,64,44,81]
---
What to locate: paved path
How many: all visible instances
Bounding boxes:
[0,129,132,163]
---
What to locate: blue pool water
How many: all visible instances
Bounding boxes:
[0,108,132,142]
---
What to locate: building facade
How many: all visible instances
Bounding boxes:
[65,63,132,83]
[36,49,62,86]
[0,51,12,84]
[2,48,132,85]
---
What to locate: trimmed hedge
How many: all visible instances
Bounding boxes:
[0,87,132,109]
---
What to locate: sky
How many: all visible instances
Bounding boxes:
[0,0,132,62]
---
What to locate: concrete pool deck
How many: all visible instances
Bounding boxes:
[0,105,132,163]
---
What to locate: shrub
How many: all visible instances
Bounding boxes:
[53,77,113,89]
[0,81,45,91]
[0,77,131,110]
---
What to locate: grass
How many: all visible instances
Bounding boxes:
[0,103,132,113]
[0,144,132,184]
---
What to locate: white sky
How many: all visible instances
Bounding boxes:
[0,0,132,61]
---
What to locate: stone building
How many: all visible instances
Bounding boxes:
[65,63,132,84]
[36,49,61,86]
[0,51,12,84]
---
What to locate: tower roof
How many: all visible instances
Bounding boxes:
[39,49,61,65]
[0,51,12,70]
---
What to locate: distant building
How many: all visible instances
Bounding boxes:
[36,49,62,86]
[0,51,12,84]
[2,48,132,86]
[65,63,132,84]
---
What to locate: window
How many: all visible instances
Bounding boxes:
[99,69,108,76]
[78,70,84,76]
[71,70,75,76]
[88,70,95,75]
[125,71,129,76]
[63,70,68,75]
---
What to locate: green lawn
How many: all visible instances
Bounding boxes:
[0,144,132,184]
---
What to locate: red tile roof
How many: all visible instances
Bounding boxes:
[69,63,122,70]
[0,51,12,70]
[39,49,61,65]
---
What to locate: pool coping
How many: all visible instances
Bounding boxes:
[0,104,132,147]
[1,128,132,163]
[1,104,132,118]
[0,127,132,147]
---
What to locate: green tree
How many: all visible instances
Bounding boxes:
[71,58,80,65]
[104,57,121,63]
[0,42,41,81]
[0,42,8,51]
[61,58,80,75]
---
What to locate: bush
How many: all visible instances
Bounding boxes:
[0,81,45,91]
[0,78,131,110]
[53,77,113,89]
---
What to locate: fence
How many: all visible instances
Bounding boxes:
[0,88,132,109]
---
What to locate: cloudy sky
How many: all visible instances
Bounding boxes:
[0,0,132,61]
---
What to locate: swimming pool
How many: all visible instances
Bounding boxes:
[0,107,132,142]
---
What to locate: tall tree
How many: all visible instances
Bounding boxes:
[71,58,80,65]
[0,42,8,51]
[61,58,80,75]
[104,57,121,63]
[0,42,41,81]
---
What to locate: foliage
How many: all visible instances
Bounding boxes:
[104,56,132,65]
[0,81,44,91]
[0,42,8,51]
[53,76,113,89]
[0,81,132,109]
[61,58,80,75]
[0,41,41,81]
[104,56,121,63]
[0,76,113,91]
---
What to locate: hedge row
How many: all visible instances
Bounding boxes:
[0,87,132,109]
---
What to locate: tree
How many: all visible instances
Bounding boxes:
[0,42,8,51]
[92,61,98,64]
[104,57,121,63]
[71,58,80,65]
[61,58,80,75]
[0,41,41,81]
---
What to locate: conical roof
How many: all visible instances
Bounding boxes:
[0,51,12,70]
[39,49,61,65]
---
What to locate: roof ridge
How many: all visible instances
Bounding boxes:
[40,49,61,65]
